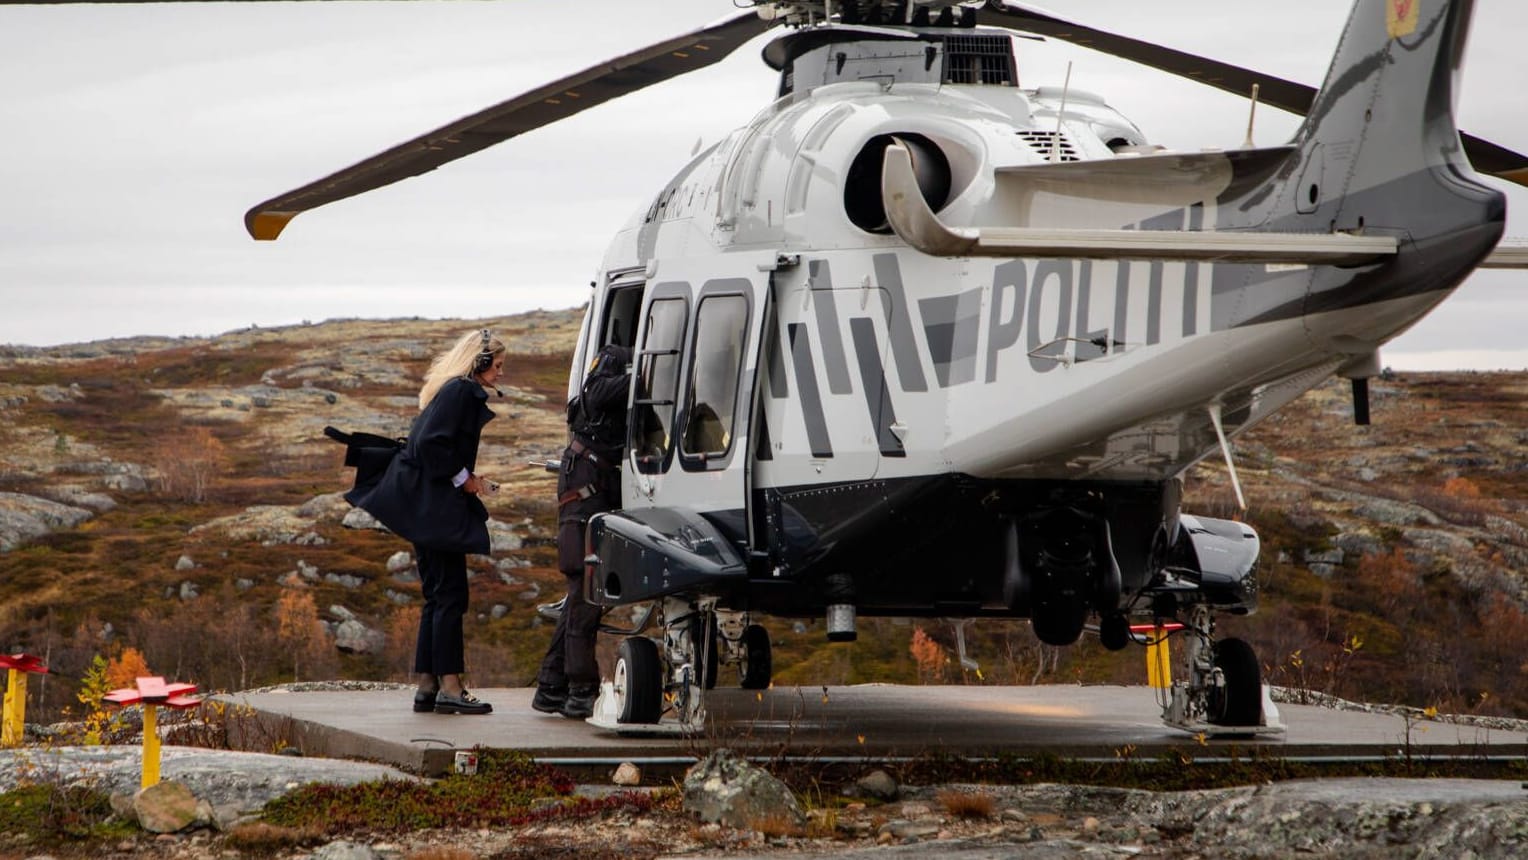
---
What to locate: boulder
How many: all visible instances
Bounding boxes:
[133,780,206,833]
[855,769,899,801]
[682,749,804,829]
[333,619,385,655]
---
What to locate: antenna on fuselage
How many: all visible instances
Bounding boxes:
[1050,61,1073,163]
[1242,83,1261,149]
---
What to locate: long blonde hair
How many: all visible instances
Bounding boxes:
[419,329,506,410]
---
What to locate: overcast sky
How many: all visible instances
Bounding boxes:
[2,0,1524,369]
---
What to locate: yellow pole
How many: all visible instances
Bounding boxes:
[141,704,160,788]
[1146,625,1172,689]
[1,670,25,747]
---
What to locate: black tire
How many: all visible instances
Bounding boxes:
[615,637,663,724]
[1030,601,1087,646]
[739,624,772,690]
[1098,613,1130,652]
[691,615,719,690]
[1207,637,1262,727]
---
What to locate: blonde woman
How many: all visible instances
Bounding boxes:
[347,329,504,715]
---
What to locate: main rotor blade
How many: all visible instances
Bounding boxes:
[246,10,771,240]
[977,0,1528,189]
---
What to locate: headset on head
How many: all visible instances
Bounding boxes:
[472,329,495,375]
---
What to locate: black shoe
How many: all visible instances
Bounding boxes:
[435,690,492,715]
[532,685,567,714]
[560,685,598,720]
[413,689,438,713]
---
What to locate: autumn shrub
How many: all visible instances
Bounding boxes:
[937,788,996,819]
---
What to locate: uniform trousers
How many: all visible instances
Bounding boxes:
[537,439,615,690]
[413,544,469,677]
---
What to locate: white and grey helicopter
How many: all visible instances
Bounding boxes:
[247,0,1528,733]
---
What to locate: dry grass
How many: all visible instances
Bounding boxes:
[937,788,996,819]
[223,821,326,852]
[404,849,478,860]
[748,811,807,838]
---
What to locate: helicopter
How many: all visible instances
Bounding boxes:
[247,0,1528,734]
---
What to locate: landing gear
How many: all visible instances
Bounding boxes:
[1160,603,1282,736]
[604,597,772,730]
[1207,637,1262,727]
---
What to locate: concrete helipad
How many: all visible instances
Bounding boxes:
[223,684,1528,776]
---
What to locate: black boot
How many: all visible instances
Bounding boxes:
[531,685,567,714]
[560,684,598,719]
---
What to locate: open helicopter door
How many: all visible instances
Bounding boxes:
[587,251,780,607]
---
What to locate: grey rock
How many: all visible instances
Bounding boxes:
[491,604,509,620]
[342,509,386,531]
[612,762,642,786]
[294,531,328,546]
[175,555,196,571]
[296,492,350,520]
[324,573,365,589]
[1303,548,1345,566]
[178,581,199,601]
[330,605,358,622]
[856,769,899,801]
[385,551,413,573]
[297,560,320,581]
[133,780,203,833]
[308,840,380,860]
[102,473,148,493]
[683,748,805,829]
[235,578,254,591]
[487,519,523,553]
[0,491,93,550]
[385,589,413,605]
[333,619,384,655]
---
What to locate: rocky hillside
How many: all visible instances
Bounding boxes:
[0,312,1523,722]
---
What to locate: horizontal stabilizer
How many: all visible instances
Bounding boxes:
[883,143,1398,265]
[1481,240,1528,269]
[996,146,1295,207]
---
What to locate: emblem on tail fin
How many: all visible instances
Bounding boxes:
[1388,0,1420,37]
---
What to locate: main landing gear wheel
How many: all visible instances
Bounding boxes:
[1030,600,1088,646]
[1098,613,1130,652]
[1207,637,1261,727]
[739,623,772,690]
[614,636,662,724]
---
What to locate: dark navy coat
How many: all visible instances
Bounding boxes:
[347,377,495,554]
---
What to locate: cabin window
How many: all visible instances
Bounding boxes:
[632,297,687,473]
[681,295,748,461]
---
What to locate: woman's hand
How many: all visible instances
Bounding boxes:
[463,474,498,495]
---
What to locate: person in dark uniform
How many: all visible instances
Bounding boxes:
[533,342,631,719]
[347,329,504,716]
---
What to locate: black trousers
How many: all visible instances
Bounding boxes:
[536,572,603,690]
[414,544,468,677]
[538,441,616,690]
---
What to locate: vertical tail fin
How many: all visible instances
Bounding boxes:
[1291,0,1497,228]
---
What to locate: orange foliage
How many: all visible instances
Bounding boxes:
[274,589,324,681]
[1442,476,1483,499]
[105,646,152,689]
[910,626,947,683]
